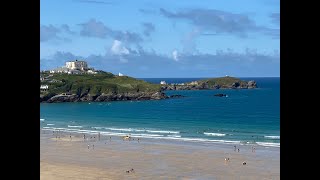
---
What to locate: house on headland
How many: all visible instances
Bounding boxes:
[40,85,49,91]
[66,60,88,71]
[160,81,167,85]
[49,60,97,74]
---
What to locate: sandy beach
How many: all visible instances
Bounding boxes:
[40,130,280,180]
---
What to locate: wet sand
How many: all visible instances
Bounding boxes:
[40,130,280,179]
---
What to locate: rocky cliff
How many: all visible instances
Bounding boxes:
[40,92,168,103]
[40,73,257,103]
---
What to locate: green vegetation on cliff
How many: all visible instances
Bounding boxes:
[40,72,161,96]
[197,76,248,87]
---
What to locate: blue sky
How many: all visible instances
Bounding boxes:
[40,0,280,77]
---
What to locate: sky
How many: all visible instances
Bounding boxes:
[40,0,280,78]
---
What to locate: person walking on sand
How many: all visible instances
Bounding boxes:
[93,144,94,149]
[234,145,236,151]
[88,144,90,149]
[224,157,230,165]
[98,132,100,141]
[238,148,240,152]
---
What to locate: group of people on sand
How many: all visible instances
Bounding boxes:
[225,157,246,166]
[227,145,257,165]
[122,135,140,143]
[125,168,135,174]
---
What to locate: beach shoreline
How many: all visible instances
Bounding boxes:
[40,129,280,179]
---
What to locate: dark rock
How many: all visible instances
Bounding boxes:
[43,91,169,103]
[47,94,78,103]
[247,80,257,88]
[169,94,185,98]
[232,82,240,88]
[212,84,221,89]
[214,94,227,97]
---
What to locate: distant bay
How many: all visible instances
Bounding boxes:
[40,77,280,147]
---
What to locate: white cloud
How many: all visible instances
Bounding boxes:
[172,50,179,61]
[119,56,128,63]
[110,40,130,55]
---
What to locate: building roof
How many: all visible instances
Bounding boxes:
[66,60,87,63]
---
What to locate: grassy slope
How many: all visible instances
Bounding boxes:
[40,72,161,96]
[197,76,247,87]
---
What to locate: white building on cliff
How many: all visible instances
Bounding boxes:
[40,85,49,91]
[49,60,97,74]
[65,60,88,71]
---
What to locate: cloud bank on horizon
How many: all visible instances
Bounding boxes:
[40,0,280,77]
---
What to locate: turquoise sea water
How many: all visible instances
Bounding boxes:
[40,77,280,147]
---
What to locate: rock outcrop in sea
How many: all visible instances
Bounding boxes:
[161,79,257,91]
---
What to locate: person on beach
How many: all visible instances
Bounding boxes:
[238,148,240,152]
[88,144,90,149]
[138,138,140,143]
[110,137,111,141]
[84,134,86,139]
[93,144,94,149]
[234,145,236,151]
[224,158,230,165]
[98,132,100,141]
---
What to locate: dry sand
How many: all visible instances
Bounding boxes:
[40,130,280,180]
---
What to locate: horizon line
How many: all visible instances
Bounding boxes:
[137,76,280,78]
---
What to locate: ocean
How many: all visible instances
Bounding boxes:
[40,77,280,147]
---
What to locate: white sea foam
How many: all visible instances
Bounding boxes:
[106,128,134,132]
[105,127,179,134]
[167,135,181,138]
[92,127,104,129]
[204,132,226,136]
[145,130,180,134]
[40,119,45,121]
[46,124,55,126]
[68,125,83,128]
[264,136,280,139]
[99,132,127,136]
[41,126,276,147]
[256,142,280,147]
[130,133,164,138]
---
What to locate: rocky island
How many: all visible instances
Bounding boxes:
[161,76,257,91]
[40,72,257,103]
